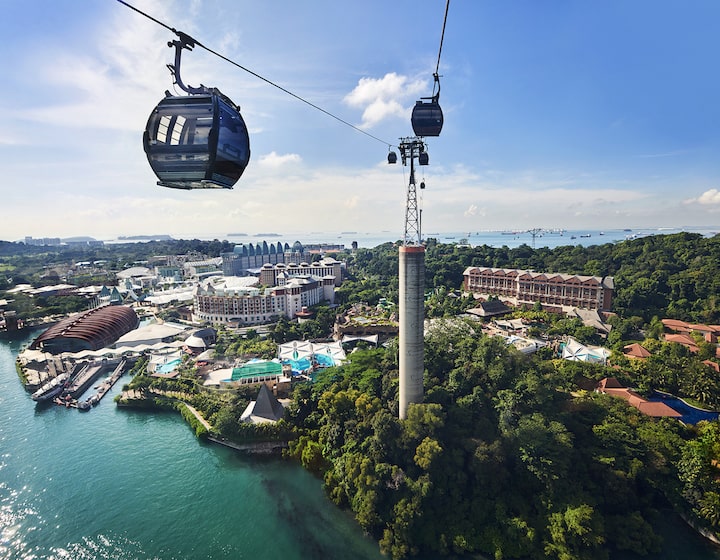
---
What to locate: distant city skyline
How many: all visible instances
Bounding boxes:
[2,1,720,240]
[19,226,718,253]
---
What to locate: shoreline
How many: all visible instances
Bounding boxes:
[207,436,288,455]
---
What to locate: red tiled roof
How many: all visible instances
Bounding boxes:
[597,377,624,390]
[596,377,683,419]
[662,318,720,335]
[662,318,689,330]
[623,343,651,359]
[603,388,633,401]
[688,323,720,334]
[665,334,699,352]
[636,402,682,418]
[703,360,720,373]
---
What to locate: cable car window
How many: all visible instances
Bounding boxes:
[156,115,170,144]
[147,104,212,147]
[155,114,187,145]
[170,116,185,144]
[214,103,250,184]
[193,116,212,145]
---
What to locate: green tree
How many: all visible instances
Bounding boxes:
[544,504,606,560]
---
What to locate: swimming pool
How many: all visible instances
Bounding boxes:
[156,358,182,374]
[282,358,312,375]
[315,354,335,367]
[649,391,720,424]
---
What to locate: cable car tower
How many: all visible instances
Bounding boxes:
[388,137,433,421]
[387,0,449,420]
[388,138,428,419]
[393,139,429,246]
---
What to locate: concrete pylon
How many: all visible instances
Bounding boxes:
[399,244,425,419]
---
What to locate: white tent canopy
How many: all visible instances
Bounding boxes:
[561,337,610,364]
[277,340,346,365]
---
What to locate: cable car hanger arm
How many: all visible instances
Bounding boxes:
[167,33,208,95]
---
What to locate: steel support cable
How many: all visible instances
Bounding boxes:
[435,0,451,76]
[115,0,393,147]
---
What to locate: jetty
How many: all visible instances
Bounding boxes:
[77,358,131,410]
[65,361,106,399]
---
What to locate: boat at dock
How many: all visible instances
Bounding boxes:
[64,362,107,399]
[77,399,92,411]
[74,359,131,412]
[31,373,70,402]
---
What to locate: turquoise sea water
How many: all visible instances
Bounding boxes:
[0,331,382,560]
[3,332,720,559]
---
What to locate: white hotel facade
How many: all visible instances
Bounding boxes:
[193,274,335,326]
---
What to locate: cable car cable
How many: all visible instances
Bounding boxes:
[410,1,450,137]
[116,0,394,148]
[435,0,450,77]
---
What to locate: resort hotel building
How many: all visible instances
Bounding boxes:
[193,274,336,326]
[258,260,343,287]
[222,240,344,283]
[463,266,614,312]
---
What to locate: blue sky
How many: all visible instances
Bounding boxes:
[2,0,720,241]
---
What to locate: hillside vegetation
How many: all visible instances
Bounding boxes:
[285,232,720,559]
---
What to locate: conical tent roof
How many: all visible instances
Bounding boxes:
[252,384,285,421]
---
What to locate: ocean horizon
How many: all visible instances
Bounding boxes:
[99,225,719,250]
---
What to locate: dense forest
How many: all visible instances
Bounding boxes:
[5,233,720,558]
[287,337,686,559]
[341,232,720,324]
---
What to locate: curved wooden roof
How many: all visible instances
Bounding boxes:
[33,305,139,351]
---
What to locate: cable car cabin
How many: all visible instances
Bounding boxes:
[143,92,250,189]
[411,99,444,137]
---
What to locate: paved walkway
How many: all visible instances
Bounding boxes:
[184,404,213,431]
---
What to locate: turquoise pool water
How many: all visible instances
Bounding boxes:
[315,354,335,367]
[156,357,182,374]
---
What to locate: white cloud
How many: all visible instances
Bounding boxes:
[464,204,478,217]
[257,151,302,167]
[688,188,720,205]
[343,72,426,128]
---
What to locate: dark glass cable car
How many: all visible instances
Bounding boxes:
[411,73,444,137]
[144,91,250,189]
[143,35,251,190]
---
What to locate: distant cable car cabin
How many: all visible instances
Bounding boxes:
[411,73,443,137]
[143,34,250,190]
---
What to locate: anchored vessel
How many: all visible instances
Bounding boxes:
[31,373,70,402]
